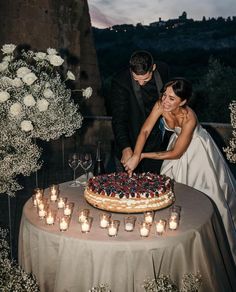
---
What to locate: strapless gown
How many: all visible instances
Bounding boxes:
[161,120,236,265]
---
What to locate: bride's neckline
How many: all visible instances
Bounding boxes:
[162,117,182,131]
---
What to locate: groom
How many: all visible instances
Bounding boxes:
[111,50,170,173]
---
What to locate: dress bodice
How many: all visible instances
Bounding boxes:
[162,118,182,135]
[162,117,201,137]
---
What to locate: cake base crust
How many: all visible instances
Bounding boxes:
[84,188,174,213]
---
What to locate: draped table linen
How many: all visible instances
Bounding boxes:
[18,182,236,292]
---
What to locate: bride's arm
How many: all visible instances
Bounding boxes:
[142,112,197,160]
[124,102,163,171]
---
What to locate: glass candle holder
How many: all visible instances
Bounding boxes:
[63,202,74,216]
[33,188,44,200]
[57,197,67,209]
[59,216,69,231]
[99,213,111,228]
[124,216,136,232]
[169,205,181,220]
[139,222,151,237]
[169,217,178,230]
[50,184,59,202]
[45,210,55,225]
[37,203,48,219]
[155,219,166,235]
[108,220,120,237]
[78,209,90,223]
[81,217,92,233]
[32,194,40,207]
[144,211,154,224]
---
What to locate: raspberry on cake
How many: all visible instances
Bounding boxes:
[84,172,175,213]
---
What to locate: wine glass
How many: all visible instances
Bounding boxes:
[68,153,80,186]
[79,152,93,182]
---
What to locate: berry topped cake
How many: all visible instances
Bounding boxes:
[84,172,175,213]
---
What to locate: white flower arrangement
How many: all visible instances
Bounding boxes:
[224,101,236,163]
[0,227,40,291]
[143,273,202,292]
[0,43,91,196]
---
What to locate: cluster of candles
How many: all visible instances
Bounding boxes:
[32,185,74,232]
[32,187,181,236]
[139,206,181,237]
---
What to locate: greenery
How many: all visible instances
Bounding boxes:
[0,227,40,291]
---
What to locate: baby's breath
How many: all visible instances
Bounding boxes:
[224,101,236,163]
[0,227,40,291]
[0,44,86,196]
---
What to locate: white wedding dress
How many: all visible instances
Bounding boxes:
[161,119,236,265]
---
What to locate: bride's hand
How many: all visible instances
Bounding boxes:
[124,154,140,176]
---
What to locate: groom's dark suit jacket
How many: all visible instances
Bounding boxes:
[111,61,170,173]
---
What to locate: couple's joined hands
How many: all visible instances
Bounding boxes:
[122,152,142,177]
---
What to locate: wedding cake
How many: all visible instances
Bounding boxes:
[84,172,175,213]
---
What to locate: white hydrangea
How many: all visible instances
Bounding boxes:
[11,78,23,88]
[47,54,64,66]
[43,88,54,98]
[0,61,9,72]
[47,48,58,55]
[21,120,33,132]
[33,52,46,61]
[66,70,76,81]
[82,87,93,99]
[1,44,16,54]
[10,102,22,116]
[0,91,10,103]
[0,77,12,86]
[17,67,31,78]
[23,94,36,107]
[22,72,37,85]
[37,98,49,112]
[2,55,12,62]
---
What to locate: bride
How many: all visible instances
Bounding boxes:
[124,77,236,265]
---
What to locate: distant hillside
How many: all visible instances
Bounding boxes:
[93,18,236,78]
[92,17,236,122]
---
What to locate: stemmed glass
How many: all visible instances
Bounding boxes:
[68,153,80,186]
[79,152,93,182]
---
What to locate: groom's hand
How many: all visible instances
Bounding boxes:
[121,147,133,165]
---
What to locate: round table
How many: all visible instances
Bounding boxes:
[18,181,236,292]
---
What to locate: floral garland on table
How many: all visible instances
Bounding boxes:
[0,44,92,196]
[224,101,236,162]
[0,227,40,291]
[143,273,202,292]
[89,273,202,292]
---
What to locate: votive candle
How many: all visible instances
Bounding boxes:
[59,217,68,231]
[144,211,154,224]
[46,211,54,225]
[99,213,110,228]
[155,219,166,235]
[169,217,178,230]
[139,222,150,237]
[57,197,66,209]
[81,218,91,233]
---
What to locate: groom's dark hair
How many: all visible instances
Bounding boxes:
[129,50,154,75]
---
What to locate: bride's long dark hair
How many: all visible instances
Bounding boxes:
[161,78,192,103]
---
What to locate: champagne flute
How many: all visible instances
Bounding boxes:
[79,152,93,182]
[68,153,80,186]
